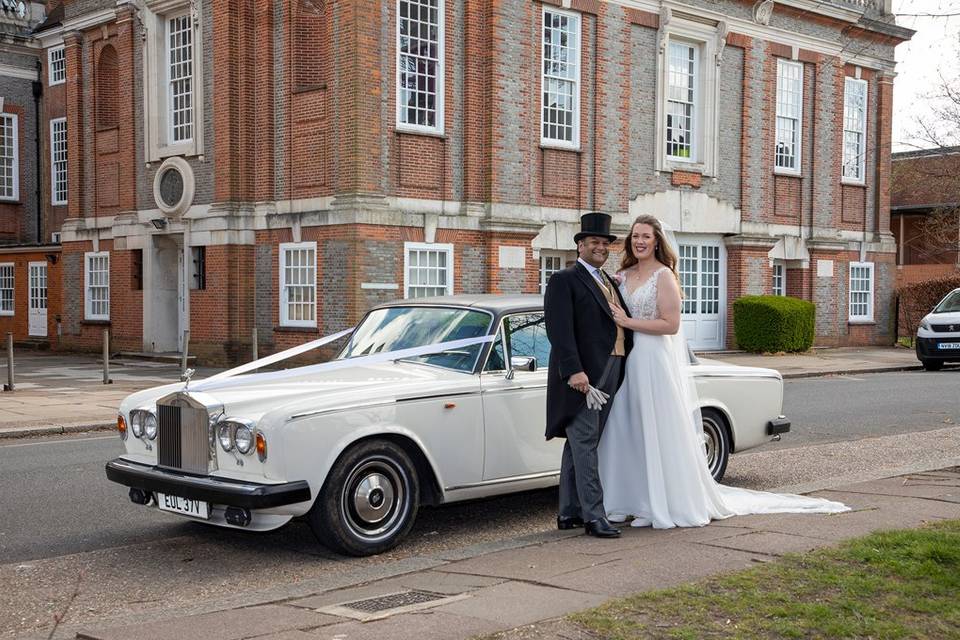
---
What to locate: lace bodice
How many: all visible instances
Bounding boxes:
[618,266,668,321]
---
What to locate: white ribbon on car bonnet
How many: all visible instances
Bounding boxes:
[189,330,497,393]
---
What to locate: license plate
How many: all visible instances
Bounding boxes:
[938,342,960,350]
[156,492,210,519]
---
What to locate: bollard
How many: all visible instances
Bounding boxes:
[180,330,190,381]
[252,327,258,362]
[102,329,112,384]
[3,332,13,391]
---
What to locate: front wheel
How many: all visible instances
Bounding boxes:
[308,439,420,556]
[921,359,943,372]
[701,408,731,483]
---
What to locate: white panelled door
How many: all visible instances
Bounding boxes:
[28,262,48,337]
[677,237,725,350]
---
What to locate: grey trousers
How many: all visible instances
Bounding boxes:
[558,355,623,523]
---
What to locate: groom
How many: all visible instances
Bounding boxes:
[544,212,633,538]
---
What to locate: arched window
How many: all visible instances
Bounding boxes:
[294,0,326,91]
[97,45,118,129]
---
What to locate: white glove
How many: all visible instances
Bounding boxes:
[585,385,610,411]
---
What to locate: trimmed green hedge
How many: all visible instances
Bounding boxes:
[733,295,815,353]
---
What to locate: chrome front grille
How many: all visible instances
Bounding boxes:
[158,400,212,474]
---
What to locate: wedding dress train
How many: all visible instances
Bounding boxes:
[598,266,848,529]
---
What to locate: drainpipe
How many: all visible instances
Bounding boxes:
[32,74,43,244]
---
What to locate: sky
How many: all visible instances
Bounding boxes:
[891,0,960,150]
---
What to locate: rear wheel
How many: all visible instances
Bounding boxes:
[308,439,420,556]
[701,408,731,483]
[921,359,943,372]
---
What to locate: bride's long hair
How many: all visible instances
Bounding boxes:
[619,215,680,282]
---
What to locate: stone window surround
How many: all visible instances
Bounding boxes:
[395,0,445,136]
[774,58,803,176]
[848,260,874,322]
[0,263,13,316]
[50,117,68,205]
[0,112,18,202]
[842,75,868,185]
[540,6,581,151]
[141,0,205,163]
[404,241,453,298]
[655,10,724,178]
[279,241,318,328]
[48,45,66,85]
[84,251,111,321]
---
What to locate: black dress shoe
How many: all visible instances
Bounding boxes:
[584,517,621,538]
[557,515,584,530]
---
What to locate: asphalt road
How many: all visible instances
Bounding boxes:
[1,369,958,638]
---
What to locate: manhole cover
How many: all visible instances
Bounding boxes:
[346,590,443,613]
[317,589,471,621]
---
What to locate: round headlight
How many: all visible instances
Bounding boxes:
[130,411,144,438]
[218,423,234,451]
[235,426,254,455]
[144,413,158,440]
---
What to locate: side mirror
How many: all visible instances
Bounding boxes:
[507,356,537,378]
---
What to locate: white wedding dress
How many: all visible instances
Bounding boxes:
[598,266,848,529]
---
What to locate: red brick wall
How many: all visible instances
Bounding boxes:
[0,250,61,345]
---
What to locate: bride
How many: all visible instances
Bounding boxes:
[597,215,848,529]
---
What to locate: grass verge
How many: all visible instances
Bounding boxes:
[570,519,960,639]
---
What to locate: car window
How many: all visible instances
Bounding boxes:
[934,290,960,314]
[340,306,492,373]
[484,312,550,372]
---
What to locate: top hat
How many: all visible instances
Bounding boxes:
[574,212,617,243]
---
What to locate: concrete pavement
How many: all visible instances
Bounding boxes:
[63,463,960,640]
[0,345,929,439]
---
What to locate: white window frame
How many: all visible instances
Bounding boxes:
[540,7,581,150]
[84,251,110,321]
[848,261,874,322]
[395,0,445,135]
[0,113,19,202]
[404,242,453,298]
[0,263,13,316]
[48,46,66,85]
[665,40,699,163]
[772,261,785,296]
[539,251,568,294]
[166,12,194,144]
[279,241,317,328]
[842,77,868,185]
[775,59,803,175]
[655,18,721,177]
[141,0,204,161]
[50,117,67,205]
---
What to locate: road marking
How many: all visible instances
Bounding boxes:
[0,435,116,448]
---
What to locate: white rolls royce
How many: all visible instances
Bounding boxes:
[105,295,790,556]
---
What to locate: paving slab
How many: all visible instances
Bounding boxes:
[836,472,960,501]
[538,541,766,597]
[288,570,505,610]
[435,581,608,628]
[296,610,503,640]
[439,542,617,581]
[76,604,341,640]
[700,530,839,556]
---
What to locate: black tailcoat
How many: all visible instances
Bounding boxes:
[544,262,633,440]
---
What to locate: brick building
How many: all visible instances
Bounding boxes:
[891,146,960,288]
[2,0,912,363]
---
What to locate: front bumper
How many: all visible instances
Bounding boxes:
[766,415,791,436]
[105,458,312,509]
[916,336,960,362]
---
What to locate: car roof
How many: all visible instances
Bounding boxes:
[374,294,544,314]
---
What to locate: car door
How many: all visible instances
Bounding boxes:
[480,312,562,480]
